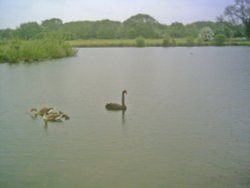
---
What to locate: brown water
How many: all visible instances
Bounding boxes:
[0,47,250,188]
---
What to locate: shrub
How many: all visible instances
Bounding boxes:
[186,37,195,46]
[162,35,177,47]
[136,36,145,47]
[171,39,176,46]
[162,35,171,46]
[215,34,226,45]
[197,38,203,45]
[0,36,77,63]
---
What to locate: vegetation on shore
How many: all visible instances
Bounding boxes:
[68,38,250,48]
[1,36,249,63]
[0,34,77,63]
[0,0,249,63]
[0,15,246,41]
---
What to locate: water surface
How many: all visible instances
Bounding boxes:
[0,47,250,188]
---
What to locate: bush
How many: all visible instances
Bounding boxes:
[162,35,177,47]
[0,36,77,63]
[197,38,203,45]
[171,39,176,46]
[186,37,195,46]
[215,34,226,45]
[162,36,171,46]
[136,36,145,47]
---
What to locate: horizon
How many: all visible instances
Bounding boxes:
[0,13,225,30]
[0,0,234,29]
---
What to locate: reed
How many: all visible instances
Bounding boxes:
[0,37,77,63]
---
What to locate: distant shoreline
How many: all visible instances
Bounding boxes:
[68,38,250,48]
[1,38,249,63]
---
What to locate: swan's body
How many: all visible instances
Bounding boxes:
[43,112,63,122]
[106,90,127,111]
[43,111,70,123]
[105,103,127,110]
[50,110,70,120]
[43,114,61,122]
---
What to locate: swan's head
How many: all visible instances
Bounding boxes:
[62,114,70,120]
[123,90,127,95]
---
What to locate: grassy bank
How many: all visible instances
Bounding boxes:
[1,37,249,63]
[68,39,138,47]
[0,37,77,63]
[68,38,250,47]
[68,39,164,47]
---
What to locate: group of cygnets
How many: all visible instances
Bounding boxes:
[28,107,70,124]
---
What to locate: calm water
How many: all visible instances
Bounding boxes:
[0,47,250,188]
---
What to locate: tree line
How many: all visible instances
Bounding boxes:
[0,14,245,41]
[1,0,249,41]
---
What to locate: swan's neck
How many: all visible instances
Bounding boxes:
[122,93,125,106]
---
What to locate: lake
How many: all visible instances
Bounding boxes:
[0,47,249,188]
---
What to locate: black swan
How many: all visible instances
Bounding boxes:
[105,90,127,111]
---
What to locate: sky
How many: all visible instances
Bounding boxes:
[0,0,234,29]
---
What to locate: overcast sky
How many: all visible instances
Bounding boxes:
[0,0,234,29]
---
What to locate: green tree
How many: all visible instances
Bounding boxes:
[185,21,216,38]
[62,21,96,39]
[123,14,161,38]
[95,20,122,39]
[223,0,250,38]
[167,22,187,38]
[0,29,14,39]
[15,22,42,39]
[41,18,63,31]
